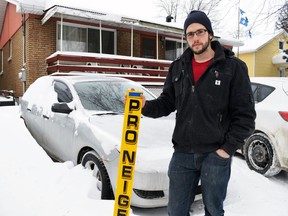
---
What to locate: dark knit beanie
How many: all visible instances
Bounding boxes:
[184,10,213,36]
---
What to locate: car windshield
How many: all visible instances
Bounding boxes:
[73,80,155,112]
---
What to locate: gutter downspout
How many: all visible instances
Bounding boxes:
[156,30,159,60]
[131,23,133,57]
[21,12,26,94]
[100,20,102,54]
[60,14,63,52]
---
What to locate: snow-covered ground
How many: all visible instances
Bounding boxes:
[0,106,288,216]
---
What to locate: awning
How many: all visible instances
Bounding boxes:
[41,5,111,25]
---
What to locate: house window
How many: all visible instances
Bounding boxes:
[88,29,114,54]
[165,39,187,60]
[57,23,115,54]
[141,36,156,59]
[279,39,284,51]
[0,49,3,75]
[8,40,12,61]
[280,68,285,77]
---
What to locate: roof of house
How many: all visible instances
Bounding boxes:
[233,30,285,54]
[0,0,244,47]
[0,0,7,35]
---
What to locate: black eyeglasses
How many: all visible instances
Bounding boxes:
[185,29,207,38]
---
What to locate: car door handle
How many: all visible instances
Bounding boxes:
[43,115,49,119]
[27,108,31,112]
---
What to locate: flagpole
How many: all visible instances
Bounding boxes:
[237,0,240,58]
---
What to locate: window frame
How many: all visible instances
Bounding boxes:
[279,39,284,51]
[0,49,3,75]
[8,40,12,61]
[53,81,73,103]
[251,82,275,103]
[56,21,117,54]
[165,37,187,60]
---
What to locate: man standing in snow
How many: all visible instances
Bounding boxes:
[141,10,256,216]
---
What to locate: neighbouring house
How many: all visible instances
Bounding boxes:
[0,0,243,99]
[233,31,288,77]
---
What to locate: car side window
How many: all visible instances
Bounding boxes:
[54,81,73,103]
[251,82,275,103]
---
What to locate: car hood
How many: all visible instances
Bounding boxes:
[89,114,175,171]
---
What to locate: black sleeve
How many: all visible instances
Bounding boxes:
[221,58,256,156]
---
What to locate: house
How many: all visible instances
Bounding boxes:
[0,0,243,98]
[233,31,288,77]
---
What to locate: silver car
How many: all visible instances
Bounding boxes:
[20,72,176,208]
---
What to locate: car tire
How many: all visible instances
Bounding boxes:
[81,150,114,200]
[243,133,281,177]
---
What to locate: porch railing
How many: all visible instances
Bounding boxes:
[46,51,172,83]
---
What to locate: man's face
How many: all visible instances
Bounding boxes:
[185,23,212,55]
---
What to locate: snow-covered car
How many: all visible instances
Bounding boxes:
[242,77,288,177]
[0,90,16,106]
[20,72,176,208]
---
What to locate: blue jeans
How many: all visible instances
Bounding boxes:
[167,151,232,216]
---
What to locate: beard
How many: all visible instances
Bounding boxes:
[191,39,210,55]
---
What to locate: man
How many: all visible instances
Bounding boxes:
[141,10,256,216]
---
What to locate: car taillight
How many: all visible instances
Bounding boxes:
[279,111,288,121]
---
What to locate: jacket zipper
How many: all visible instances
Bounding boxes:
[191,60,216,93]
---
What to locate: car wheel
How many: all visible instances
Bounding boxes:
[81,150,114,199]
[243,133,281,177]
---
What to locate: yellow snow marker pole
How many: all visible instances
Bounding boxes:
[113,90,142,216]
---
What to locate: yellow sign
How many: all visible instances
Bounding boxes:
[113,90,142,216]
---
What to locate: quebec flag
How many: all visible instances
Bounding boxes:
[239,9,249,27]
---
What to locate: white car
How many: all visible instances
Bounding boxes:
[20,72,177,208]
[242,77,288,177]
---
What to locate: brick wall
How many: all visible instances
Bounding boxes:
[117,30,141,58]
[0,29,23,97]
[0,16,56,97]
[25,16,56,88]
[117,30,165,59]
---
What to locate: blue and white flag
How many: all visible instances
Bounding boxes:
[239,9,249,27]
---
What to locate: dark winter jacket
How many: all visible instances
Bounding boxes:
[142,41,256,156]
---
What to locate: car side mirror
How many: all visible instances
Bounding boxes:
[51,103,73,114]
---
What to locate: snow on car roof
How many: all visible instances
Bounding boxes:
[50,72,135,83]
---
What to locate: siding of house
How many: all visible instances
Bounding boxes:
[0,3,22,49]
[238,52,255,77]
[254,37,282,77]
[238,33,287,78]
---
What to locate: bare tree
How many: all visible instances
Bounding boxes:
[156,0,181,22]
[157,0,227,29]
[276,1,288,32]
[182,0,222,16]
